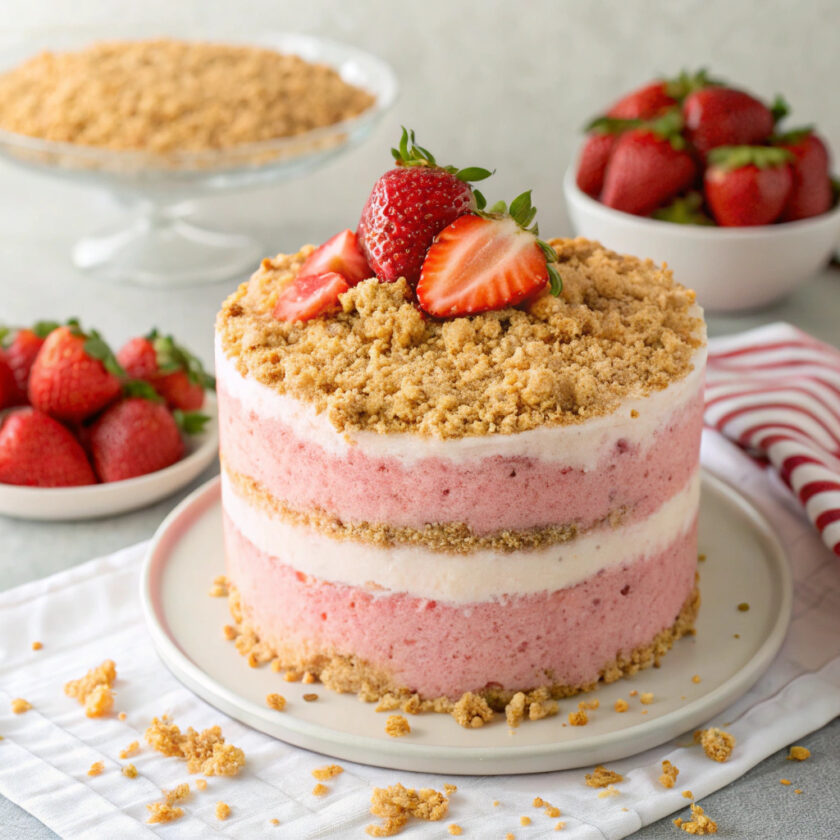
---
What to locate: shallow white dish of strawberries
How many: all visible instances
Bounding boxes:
[0,322,218,520]
[564,70,840,312]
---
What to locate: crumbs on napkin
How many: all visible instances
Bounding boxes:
[10,698,32,714]
[64,660,116,718]
[365,782,450,836]
[674,803,718,834]
[694,727,735,762]
[144,715,245,776]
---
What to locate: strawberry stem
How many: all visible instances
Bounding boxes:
[390,127,493,184]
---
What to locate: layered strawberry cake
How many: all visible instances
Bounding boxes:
[216,130,706,719]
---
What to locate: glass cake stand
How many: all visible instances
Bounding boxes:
[0,33,398,287]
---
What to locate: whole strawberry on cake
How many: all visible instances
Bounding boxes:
[216,129,706,725]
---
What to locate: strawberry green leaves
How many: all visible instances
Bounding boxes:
[390,127,493,184]
[173,409,211,435]
[149,330,215,389]
[707,145,793,171]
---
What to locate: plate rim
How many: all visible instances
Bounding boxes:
[0,392,219,520]
[140,469,793,774]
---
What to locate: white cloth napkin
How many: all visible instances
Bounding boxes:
[1,437,839,839]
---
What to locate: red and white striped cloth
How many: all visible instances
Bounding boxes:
[705,323,840,557]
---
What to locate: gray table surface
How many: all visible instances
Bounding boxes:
[2,184,839,836]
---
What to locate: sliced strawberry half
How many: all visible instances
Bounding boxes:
[417,209,557,318]
[299,229,372,286]
[273,272,350,322]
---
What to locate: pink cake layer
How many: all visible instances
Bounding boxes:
[218,383,703,535]
[224,513,698,698]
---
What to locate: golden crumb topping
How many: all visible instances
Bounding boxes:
[217,238,703,439]
[0,40,374,153]
[694,727,735,763]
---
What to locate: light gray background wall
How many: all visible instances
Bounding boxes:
[1,0,838,349]
[2,0,838,240]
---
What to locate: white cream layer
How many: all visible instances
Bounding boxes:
[221,469,700,603]
[215,335,707,471]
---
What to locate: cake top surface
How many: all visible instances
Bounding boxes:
[217,237,704,438]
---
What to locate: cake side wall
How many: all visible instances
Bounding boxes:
[216,339,705,535]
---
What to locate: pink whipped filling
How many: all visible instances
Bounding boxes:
[218,382,703,535]
[224,515,698,698]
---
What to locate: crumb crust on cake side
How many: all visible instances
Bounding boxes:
[216,238,704,439]
[222,582,700,725]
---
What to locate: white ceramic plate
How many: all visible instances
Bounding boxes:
[141,471,791,775]
[0,394,218,520]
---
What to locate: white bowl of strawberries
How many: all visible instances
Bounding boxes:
[0,322,218,520]
[564,70,840,312]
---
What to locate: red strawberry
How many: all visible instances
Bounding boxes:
[601,120,697,216]
[0,408,95,487]
[4,326,55,402]
[606,70,716,120]
[776,130,833,221]
[576,115,656,197]
[417,192,562,317]
[357,128,491,285]
[117,331,213,411]
[28,325,122,422]
[0,352,19,409]
[607,82,676,120]
[155,372,205,412]
[683,88,775,157]
[299,229,371,286]
[117,336,158,380]
[704,146,793,227]
[273,272,350,322]
[89,397,184,482]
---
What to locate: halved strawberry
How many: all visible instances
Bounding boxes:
[273,272,350,322]
[299,229,371,286]
[417,192,562,317]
